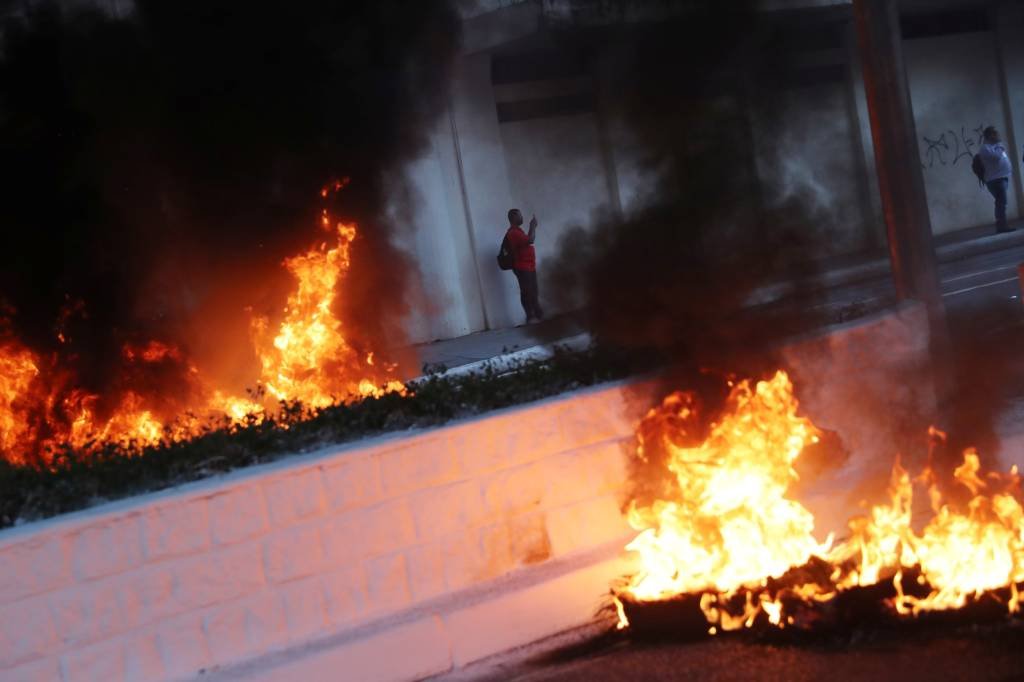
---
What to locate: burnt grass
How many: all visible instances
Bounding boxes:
[0,345,657,529]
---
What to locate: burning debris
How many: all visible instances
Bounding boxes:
[613,372,1024,637]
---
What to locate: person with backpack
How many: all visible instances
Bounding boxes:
[497,208,543,323]
[973,126,1014,233]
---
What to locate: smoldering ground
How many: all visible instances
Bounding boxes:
[0,0,460,416]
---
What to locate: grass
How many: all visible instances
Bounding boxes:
[0,344,657,529]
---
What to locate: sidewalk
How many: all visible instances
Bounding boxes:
[413,219,1024,373]
[749,218,1024,306]
[414,313,587,373]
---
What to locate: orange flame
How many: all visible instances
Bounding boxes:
[0,342,41,464]
[252,221,402,407]
[0,186,403,465]
[616,371,1024,630]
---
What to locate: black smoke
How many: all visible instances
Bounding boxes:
[0,0,460,416]
[542,3,843,378]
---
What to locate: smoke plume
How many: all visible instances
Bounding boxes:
[0,0,460,431]
[542,2,845,375]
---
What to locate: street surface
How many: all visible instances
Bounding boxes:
[814,240,1024,320]
[507,625,1024,681]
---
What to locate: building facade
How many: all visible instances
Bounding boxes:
[399,0,1024,343]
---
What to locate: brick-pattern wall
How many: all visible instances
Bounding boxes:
[0,380,650,682]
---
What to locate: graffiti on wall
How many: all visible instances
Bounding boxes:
[920,125,986,168]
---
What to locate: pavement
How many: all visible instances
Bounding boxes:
[414,314,587,373]
[499,625,1024,681]
[414,219,1024,374]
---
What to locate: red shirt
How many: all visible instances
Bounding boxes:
[505,226,535,271]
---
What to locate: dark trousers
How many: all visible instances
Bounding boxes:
[513,269,543,322]
[986,177,1010,230]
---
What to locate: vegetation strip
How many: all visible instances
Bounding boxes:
[0,345,654,529]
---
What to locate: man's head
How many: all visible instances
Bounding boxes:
[508,208,523,227]
[984,126,1001,143]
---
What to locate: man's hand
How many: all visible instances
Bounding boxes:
[527,214,538,245]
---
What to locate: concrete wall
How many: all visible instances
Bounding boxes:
[994,1,1024,222]
[751,72,875,257]
[0,380,649,682]
[396,117,488,343]
[904,30,1015,234]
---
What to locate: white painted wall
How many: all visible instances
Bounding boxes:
[499,111,611,318]
[396,118,487,343]
[0,380,647,682]
[904,31,1015,234]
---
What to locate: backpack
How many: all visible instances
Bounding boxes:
[497,235,514,270]
[971,153,985,185]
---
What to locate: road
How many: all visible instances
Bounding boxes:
[793,240,1024,324]
[505,624,1024,682]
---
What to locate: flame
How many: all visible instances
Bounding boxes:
[123,340,183,364]
[0,342,40,464]
[252,221,402,407]
[0,184,403,465]
[617,370,1024,631]
[621,372,831,630]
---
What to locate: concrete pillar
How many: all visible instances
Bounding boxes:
[845,21,886,253]
[852,0,951,402]
[449,52,523,330]
[852,0,942,308]
[398,117,487,343]
[992,2,1024,217]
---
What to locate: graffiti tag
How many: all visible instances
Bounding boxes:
[920,125,986,168]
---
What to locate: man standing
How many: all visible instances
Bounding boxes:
[504,208,543,323]
[978,126,1015,233]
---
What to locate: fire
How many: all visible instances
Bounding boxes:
[620,372,831,631]
[616,371,1024,632]
[0,185,403,465]
[252,220,403,408]
[123,340,183,363]
[0,342,40,464]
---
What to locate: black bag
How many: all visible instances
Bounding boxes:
[497,235,514,270]
[971,153,986,185]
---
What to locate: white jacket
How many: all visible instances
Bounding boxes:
[979,142,1012,183]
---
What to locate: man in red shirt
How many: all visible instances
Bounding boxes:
[504,208,543,323]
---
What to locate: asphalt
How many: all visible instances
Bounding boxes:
[506,625,1024,682]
